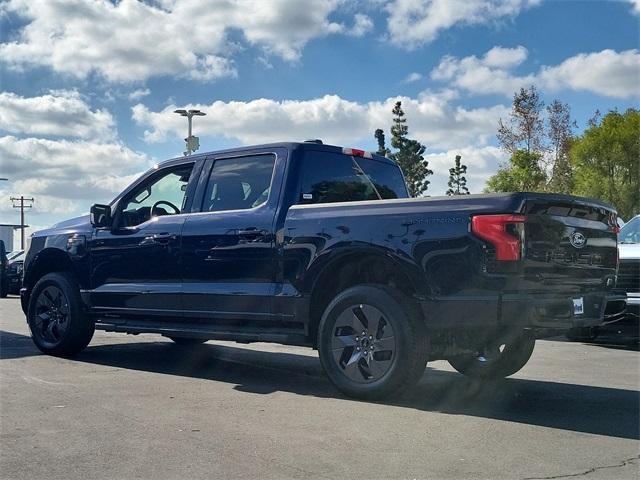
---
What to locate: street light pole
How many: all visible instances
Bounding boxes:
[173,109,206,156]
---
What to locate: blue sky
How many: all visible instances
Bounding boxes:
[0,0,638,246]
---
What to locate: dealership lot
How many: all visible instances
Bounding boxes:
[1,297,638,480]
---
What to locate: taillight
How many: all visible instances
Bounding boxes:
[471,214,527,261]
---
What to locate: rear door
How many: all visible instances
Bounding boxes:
[181,149,287,325]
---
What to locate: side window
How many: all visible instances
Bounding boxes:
[299,152,406,204]
[203,154,276,212]
[119,163,194,227]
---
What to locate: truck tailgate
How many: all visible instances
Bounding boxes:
[518,194,618,293]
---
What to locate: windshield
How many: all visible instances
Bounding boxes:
[619,216,640,244]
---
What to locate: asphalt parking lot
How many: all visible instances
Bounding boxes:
[1,296,638,480]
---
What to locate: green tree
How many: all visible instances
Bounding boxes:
[487,86,547,192]
[485,150,546,192]
[388,101,432,196]
[546,100,575,193]
[446,155,470,195]
[374,128,390,156]
[571,108,640,220]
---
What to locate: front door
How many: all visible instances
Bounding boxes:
[89,162,195,316]
[181,152,281,325]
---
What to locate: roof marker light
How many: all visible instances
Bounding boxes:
[343,147,372,158]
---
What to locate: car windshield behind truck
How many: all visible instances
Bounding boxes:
[299,151,408,204]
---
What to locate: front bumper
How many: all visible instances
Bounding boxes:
[420,290,627,331]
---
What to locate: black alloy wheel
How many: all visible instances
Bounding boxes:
[28,272,94,357]
[330,303,397,383]
[318,285,427,400]
[32,285,70,347]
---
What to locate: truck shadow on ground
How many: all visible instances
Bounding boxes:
[1,330,638,441]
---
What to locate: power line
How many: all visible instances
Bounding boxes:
[10,196,34,250]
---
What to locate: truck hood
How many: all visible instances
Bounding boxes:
[34,215,92,237]
[619,242,640,260]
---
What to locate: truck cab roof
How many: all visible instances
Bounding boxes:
[156,141,396,168]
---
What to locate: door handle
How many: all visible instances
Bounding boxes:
[140,232,176,246]
[237,228,268,237]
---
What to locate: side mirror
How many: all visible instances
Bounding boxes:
[90,204,112,228]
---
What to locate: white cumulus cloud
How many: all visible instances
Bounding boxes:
[0,90,115,140]
[431,46,640,98]
[0,0,371,82]
[0,135,149,217]
[128,88,151,101]
[131,92,509,151]
[384,0,540,48]
[403,72,424,83]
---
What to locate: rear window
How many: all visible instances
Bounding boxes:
[299,151,408,204]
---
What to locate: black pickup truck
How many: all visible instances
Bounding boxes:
[20,141,626,399]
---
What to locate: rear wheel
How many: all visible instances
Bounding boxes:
[318,285,427,400]
[168,337,207,346]
[448,332,535,380]
[27,272,94,357]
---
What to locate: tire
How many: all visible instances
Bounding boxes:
[318,285,427,400]
[168,337,207,346]
[565,327,599,342]
[27,272,94,357]
[448,331,535,380]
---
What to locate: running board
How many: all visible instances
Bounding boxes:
[94,320,311,347]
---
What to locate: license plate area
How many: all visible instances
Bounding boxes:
[573,297,584,315]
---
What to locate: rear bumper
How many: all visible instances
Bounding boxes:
[420,290,627,331]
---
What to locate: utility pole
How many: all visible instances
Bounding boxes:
[10,196,34,250]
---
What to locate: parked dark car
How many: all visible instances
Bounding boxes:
[0,240,7,298]
[7,250,25,295]
[20,141,626,399]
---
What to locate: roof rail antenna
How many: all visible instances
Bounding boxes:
[304,139,323,144]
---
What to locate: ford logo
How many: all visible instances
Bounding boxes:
[569,231,587,249]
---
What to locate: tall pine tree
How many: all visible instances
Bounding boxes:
[388,101,432,196]
[374,128,390,156]
[446,155,470,195]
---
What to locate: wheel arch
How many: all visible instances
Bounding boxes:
[306,247,425,346]
[23,248,80,305]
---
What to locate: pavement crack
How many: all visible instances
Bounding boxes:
[523,455,640,479]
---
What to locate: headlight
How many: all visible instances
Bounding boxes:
[16,263,23,274]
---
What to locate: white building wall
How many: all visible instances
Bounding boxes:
[0,226,15,252]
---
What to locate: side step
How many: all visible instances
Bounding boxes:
[94,319,312,347]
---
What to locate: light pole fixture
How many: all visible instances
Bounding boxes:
[174,109,206,156]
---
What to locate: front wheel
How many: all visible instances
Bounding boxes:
[27,272,94,357]
[318,285,427,400]
[448,332,535,380]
